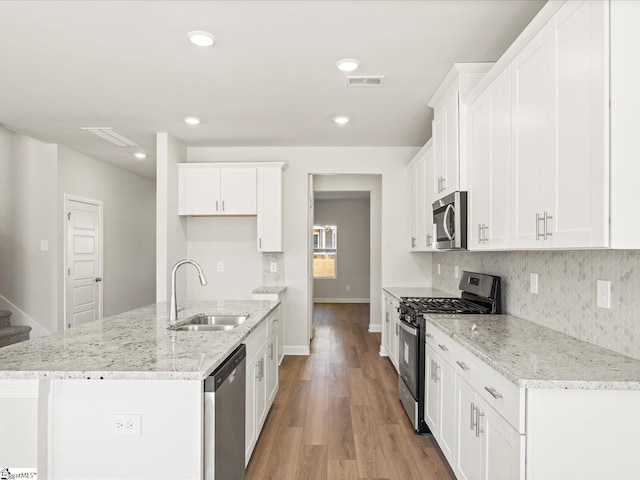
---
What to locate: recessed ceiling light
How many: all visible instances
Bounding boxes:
[333,116,350,125]
[184,117,201,126]
[188,31,216,47]
[336,59,360,72]
[134,152,147,160]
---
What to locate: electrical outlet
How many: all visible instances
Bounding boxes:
[437,264,441,275]
[597,280,611,309]
[217,261,224,273]
[530,273,539,295]
[40,240,49,252]
[454,266,459,279]
[270,261,278,273]
[108,414,141,436]
[346,284,351,291]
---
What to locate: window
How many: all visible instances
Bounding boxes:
[313,225,337,278]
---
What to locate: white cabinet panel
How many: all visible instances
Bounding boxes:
[220,168,257,215]
[467,93,490,249]
[257,166,283,252]
[439,358,456,466]
[484,405,523,480]
[456,378,483,480]
[408,142,434,251]
[179,167,220,215]
[424,344,439,434]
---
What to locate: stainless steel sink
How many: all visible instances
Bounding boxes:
[169,314,249,331]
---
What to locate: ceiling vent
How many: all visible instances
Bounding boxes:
[81,127,138,147]
[347,75,385,87]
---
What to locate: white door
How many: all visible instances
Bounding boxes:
[442,87,460,197]
[424,344,440,436]
[423,146,435,248]
[415,156,427,249]
[65,198,102,329]
[467,92,490,249]
[178,166,221,215]
[432,117,445,200]
[484,404,523,480]
[409,160,419,249]
[439,359,457,466]
[456,378,483,480]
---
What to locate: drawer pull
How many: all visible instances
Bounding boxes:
[456,360,469,371]
[476,409,485,437]
[484,386,503,399]
[470,402,476,431]
[438,344,448,352]
[425,333,434,339]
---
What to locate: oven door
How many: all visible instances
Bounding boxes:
[398,317,419,399]
[433,191,467,250]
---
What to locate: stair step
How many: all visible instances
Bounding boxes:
[0,325,32,348]
[0,310,11,328]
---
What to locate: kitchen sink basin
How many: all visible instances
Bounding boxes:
[168,314,249,331]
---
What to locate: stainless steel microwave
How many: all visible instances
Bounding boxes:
[432,191,467,250]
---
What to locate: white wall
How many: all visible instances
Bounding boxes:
[188,147,432,352]
[314,198,370,301]
[156,133,187,305]
[0,125,58,336]
[57,146,156,327]
[186,217,261,300]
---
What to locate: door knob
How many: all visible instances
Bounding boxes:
[95,277,103,283]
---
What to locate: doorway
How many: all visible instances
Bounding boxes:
[64,195,103,329]
[308,174,382,340]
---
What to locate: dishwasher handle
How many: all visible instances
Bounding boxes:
[205,344,246,392]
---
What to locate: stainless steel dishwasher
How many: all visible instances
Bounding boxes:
[204,344,246,480]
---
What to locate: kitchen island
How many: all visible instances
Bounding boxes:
[0,299,280,479]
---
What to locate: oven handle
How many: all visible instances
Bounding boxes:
[398,319,418,336]
[442,204,455,241]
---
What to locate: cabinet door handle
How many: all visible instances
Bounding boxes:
[438,343,448,352]
[425,333,434,339]
[216,200,219,212]
[431,360,437,381]
[478,224,482,244]
[426,234,432,247]
[483,225,488,243]
[411,237,416,248]
[544,211,553,240]
[470,402,476,431]
[484,386,503,399]
[536,213,545,240]
[269,343,274,360]
[259,237,262,249]
[456,360,469,371]
[476,408,484,437]
[222,200,225,212]
[395,324,399,335]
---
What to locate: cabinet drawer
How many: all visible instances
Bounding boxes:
[424,319,524,433]
[245,319,268,361]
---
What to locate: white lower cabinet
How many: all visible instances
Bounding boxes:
[245,307,280,465]
[455,377,522,480]
[425,323,523,480]
[424,343,456,466]
[383,293,400,371]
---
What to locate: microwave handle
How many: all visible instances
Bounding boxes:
[442,204,455,241]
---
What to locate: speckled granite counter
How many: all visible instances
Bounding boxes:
[251,285,287,295]
[383,286,455,300]
[425,313,640,390]
[0,300,279,381]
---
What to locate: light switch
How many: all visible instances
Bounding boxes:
[40,240,49,252]
[530,273,538,294]
[597,280,611,309]
[270,261,278,273]
[217,261,224,273]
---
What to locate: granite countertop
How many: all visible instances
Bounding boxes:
[383,286,456,300]
[0,300,279,381]
[251,285,287,295]
[425,313,640,390]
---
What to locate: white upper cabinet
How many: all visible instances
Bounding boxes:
[465,0,621,250]
[408,140,435,251]
[179,164,256,216]
[468,67,512,251]
[257,165,284,252]
[429,63,494,202]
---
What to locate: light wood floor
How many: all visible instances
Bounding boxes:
[245,303,455,480]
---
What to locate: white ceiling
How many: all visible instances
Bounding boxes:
[0,0,545,179]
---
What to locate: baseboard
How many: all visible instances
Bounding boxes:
[283,346,311,356]
[313,298,370,303]
[379,345,389,357]
[0,294,51,338]
[368,324,382,333]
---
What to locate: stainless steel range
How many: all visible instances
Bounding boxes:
[398,271,501,433]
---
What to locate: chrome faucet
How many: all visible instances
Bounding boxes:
[169,259,208,326]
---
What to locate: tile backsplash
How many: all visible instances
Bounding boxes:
[261,252,284,285]
[432,250,640,360]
